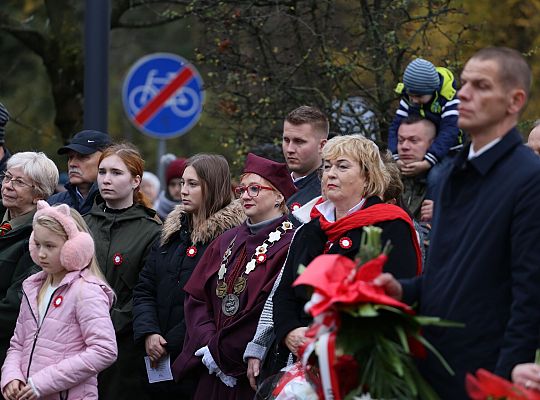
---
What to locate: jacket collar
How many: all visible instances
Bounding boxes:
[24,268,86,290]
[293,168,320,190]
[89,195,159,222]
[23,268,114,310]
[454,127,523,176]
[160,199,245,246]
[64,181,99,198]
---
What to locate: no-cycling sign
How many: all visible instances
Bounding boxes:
[122,53,205,138]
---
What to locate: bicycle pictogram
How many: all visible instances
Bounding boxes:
[128,69,200,118]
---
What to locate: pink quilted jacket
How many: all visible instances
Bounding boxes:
[1,268,117,399]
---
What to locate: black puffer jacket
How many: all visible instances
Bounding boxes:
[133,200,245,357]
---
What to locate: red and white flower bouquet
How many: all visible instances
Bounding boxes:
[264,226,460,400]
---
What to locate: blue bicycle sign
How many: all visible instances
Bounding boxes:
[122,53,204,139]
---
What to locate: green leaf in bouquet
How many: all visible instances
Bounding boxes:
[413,316,465,329]
[297,263,306,275]
[333,311,447,399]
[406,364,441,400]
[414,333,455,376]
[395,325,410,353]
[357,226,386,262]
[345,303,380,317]
[535,348,540,365]
[359,335,415,398]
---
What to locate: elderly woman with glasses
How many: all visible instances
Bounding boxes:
[0,152,58,370]
[173,153,297,400]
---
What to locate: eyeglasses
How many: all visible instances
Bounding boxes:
[234,184,274,198]
[1,172,35,189]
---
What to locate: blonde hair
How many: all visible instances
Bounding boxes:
[322,134,390,198]
[36,206,110,304]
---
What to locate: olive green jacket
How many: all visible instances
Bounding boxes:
[85,199,162,336]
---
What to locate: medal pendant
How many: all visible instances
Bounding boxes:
[222,294,240,316]
[216,281,228,298]
[282,221,293,230]
[233,276,247,294]
[255,244,268,254]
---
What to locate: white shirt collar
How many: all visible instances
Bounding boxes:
[315,198,366,222]
[468,137,502,160]
[291,172,306,183]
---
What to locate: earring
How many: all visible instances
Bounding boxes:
[274,203,280,208]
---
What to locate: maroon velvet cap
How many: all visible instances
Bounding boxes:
[243,153,297,200]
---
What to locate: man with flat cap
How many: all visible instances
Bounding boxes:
[48,130,111,214]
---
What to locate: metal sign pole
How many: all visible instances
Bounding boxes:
[83,0,110,131]
[157,139,167,187]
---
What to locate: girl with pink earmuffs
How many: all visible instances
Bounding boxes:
[0,201,117,400]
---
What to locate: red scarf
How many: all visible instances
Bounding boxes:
[310,199,422,275]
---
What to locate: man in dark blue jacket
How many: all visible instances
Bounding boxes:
[376,47,540,399]
[48,130,111,214]
[281,106,328,214]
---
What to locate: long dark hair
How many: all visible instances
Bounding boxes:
[185,154,232,222]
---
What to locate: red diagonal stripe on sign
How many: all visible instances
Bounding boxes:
[134,66,194,125]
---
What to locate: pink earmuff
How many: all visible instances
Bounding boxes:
[29,201,94,271]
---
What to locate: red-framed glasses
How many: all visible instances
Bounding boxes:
[234,183,274,198]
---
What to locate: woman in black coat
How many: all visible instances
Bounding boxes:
[272,134,422,367]
[132,154,244,399]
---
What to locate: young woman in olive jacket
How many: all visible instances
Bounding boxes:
[84,144,162,400]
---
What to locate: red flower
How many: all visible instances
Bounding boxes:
[334,355,359,397]
[293,254,412,316]
[466,369,540,400]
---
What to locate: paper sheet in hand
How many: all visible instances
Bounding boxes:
[144,355,173,383]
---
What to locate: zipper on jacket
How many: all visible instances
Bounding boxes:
[24,285,65,378]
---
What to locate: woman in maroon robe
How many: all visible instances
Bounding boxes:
[173,153,297,399]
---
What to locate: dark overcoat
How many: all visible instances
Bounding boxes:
[401,128,540,399]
